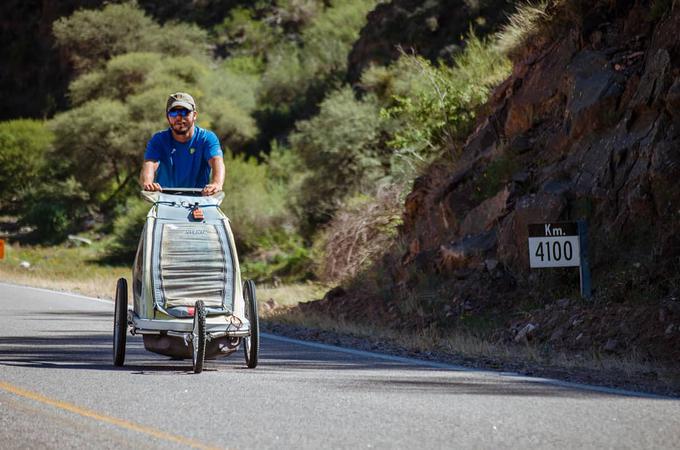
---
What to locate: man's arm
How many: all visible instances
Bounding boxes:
[202,156,225,196]
[140,160,161,191]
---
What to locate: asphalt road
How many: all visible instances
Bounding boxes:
[0,283,679,449]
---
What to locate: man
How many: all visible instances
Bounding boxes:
[140,92,225,196]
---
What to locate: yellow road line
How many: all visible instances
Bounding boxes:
[0,381,223,450]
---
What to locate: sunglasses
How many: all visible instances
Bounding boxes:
[167,108,192,118]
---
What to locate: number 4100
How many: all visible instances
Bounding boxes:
[535,240,574,262]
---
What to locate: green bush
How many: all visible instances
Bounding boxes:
[290,87,387,230]
[53,1,209,73]
[213,7,281,61]
[103,196,149,263]
[0,119,53,211]
[221,151,297,251]
[240,230,314,283]
[49,99,139,206]
[383,32,511,181]
[18,178,90,243]
[257,0,378,129]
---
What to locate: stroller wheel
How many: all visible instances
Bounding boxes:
[243,280,259,368]
[192,300,207,373]
[113,278,128,367]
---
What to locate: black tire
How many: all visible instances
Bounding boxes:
[192,300,207,374]
[243,280,259,368]
[113,278,128,367]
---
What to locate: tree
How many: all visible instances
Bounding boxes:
[53,1,210,73]
[0,119,53,212]
[290,87,385,230]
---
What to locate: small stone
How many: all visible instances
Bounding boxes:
[576,332,584,341]
[485,259,499,272]
[550,328,565,342]
[19,261,31,269]
[67,235,93,246]
[515,323,538,342]
[665,324,674,335]
[556,298,570,308]
[603,338,618,352]
[512,171,530,183]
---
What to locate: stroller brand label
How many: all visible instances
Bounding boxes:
[185,229,208,235]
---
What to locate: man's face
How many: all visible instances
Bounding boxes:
[167,108,196,135]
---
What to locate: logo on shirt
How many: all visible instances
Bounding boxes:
[189,147,196,155]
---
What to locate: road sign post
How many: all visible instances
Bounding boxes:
[577,220,591,298]
[528,221,592,299]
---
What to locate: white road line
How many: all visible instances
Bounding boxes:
[261,333,674,399]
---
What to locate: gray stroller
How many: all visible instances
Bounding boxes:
[112,188,259,373]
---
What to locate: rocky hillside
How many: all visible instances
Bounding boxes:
[307,0,680,366]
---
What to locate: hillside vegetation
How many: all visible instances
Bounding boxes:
[1,0,679,391]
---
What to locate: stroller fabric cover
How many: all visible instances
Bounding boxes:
[148,193,236,316]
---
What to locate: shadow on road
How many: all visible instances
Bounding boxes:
[0,326,652,398]
[0,334,194,373]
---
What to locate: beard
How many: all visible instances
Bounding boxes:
[172,122,190,135]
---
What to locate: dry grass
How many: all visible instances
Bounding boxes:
[264,304,677,392]
[496,1,554,58]
[315,185,403,283]
[0,242,128,299]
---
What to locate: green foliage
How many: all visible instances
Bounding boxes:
[257,0,379,129]
[204,62,259,113]
[290,87,386,229]
[220,151,297,250]
[103,196,149,263]
[214,7,281,61]
[53,1,210,73]
[382,32,511,181]
[241,230,314,283]
[48,99,142,207]
[18,178,90,243]
[0,120,53,211]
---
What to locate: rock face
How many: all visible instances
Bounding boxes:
[401,2,680,269]
[314,1,680,365]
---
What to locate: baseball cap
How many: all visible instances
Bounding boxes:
[166,92,196,112]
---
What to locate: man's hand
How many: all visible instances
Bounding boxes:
[142,182,162,192]
[203,157,225,196]
[140,160,161,191]
[202,183,221,196]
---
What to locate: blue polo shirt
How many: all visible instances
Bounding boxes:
[144,126,223,188]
